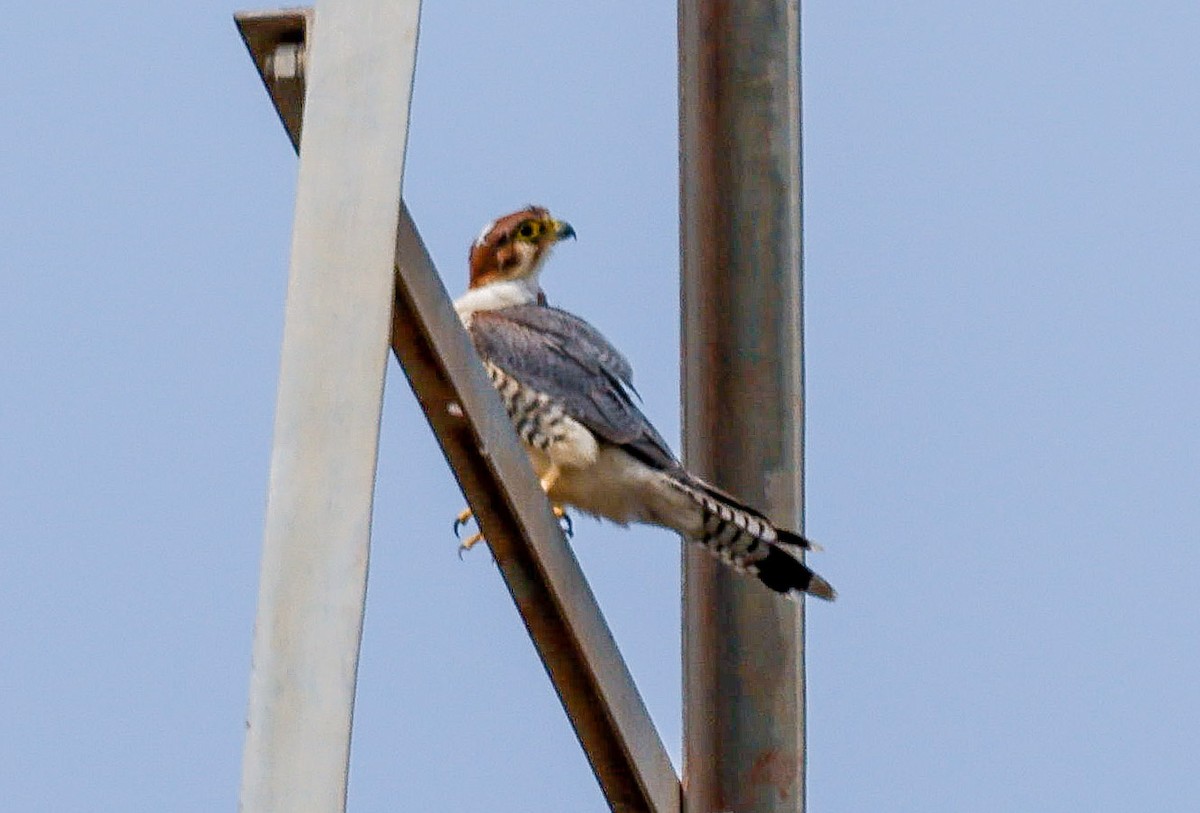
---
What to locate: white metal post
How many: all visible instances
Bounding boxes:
[238,2,422,811]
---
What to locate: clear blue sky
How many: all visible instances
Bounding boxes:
[2,1,1198,811]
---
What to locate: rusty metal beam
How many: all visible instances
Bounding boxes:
[236,9,681,811]
[235,7,310,150]
[679,1,808,811]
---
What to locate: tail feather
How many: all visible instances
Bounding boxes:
[775,527,824,554]
[753,545,837,601]
[687,478,820,551]
[670,475,836,601]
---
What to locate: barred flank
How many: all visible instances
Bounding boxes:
[486,363,567,451]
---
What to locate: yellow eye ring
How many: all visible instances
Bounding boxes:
[517,221,542,240]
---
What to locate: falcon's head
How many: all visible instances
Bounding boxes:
[468,206,576,290]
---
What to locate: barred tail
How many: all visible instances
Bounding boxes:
[672,476,837,601]
[754,544,837,601]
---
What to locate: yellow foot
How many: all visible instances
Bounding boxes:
[457,531,486,559]
[539,465,573,538]
[453,507,486,557]
[452,506,473,533]
[453,499,571,552]
[552,504,573,538]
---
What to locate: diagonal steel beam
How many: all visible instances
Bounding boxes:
[236,9,681,812]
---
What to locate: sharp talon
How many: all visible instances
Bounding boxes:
[551,505,573,538]
[453,507,474,539]
[458,531,485,559]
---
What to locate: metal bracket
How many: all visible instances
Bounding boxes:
[265,41,304,81]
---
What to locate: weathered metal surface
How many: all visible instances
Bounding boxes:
[236,8,681,811]
[678,0,808,811]
[235,8,310,149]
[237,2,421,811]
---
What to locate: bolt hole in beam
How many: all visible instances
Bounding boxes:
[234,6,680,812]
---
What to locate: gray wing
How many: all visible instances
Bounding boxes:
[468,305,679,472]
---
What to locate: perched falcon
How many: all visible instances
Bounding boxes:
[453,206,835,601]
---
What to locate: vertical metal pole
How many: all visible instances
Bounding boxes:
[679,1,806,811]
[239,2,422,811]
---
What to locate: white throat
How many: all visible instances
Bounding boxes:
[454,275,543,323]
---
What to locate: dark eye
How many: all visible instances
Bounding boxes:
[518,221,540,239]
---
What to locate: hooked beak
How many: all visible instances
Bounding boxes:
[553,220,576,241]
